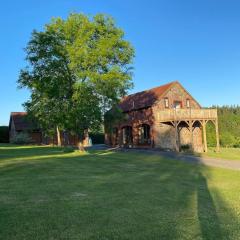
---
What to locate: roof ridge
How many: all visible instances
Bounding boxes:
[10,112,28,118]
[123,81,178,99]
[11,112,27,113]
[119,81,180,112]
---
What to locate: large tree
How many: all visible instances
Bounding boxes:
[18,13,135,148]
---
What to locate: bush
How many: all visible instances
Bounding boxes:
[62,146,75,153]
[180,144,191,152]
[0,126,9,143]
[233,144,240,148]
[220,132,236,147]
[10,132,33,144]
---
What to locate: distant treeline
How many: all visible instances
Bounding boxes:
[207,105,240,147]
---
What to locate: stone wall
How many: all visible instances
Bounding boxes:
[153,123,176,150]
[179,124,203,152]
[153,122,203,152]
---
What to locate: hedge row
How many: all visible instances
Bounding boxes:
[0,126,9,143]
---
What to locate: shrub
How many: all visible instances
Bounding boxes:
[10,132,33,144]
[0,126,9,143]
[180,144,191,152]
[220,132,236,147]
[233,144,240,148]
[62,146,75,153]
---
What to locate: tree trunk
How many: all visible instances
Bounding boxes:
[78,133,85,151]
[56,126,62,147]
[78,141,85,151]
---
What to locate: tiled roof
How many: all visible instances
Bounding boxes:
[119,81,176,112]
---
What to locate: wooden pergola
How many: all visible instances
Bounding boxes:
[156,109,220,152]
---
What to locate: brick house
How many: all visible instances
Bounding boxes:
[105,81,219,152]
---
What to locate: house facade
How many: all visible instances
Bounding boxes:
[105,81,219,152]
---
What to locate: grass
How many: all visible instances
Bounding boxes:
[200,147,240,161]
[0,144,240,239]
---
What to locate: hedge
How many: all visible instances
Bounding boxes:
[0,126,9,143]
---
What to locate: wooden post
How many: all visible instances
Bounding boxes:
[151,126,154,148]
[175,122,179,152]
[189,120,194,152]
[203,120,208,153]
[215,119,220,152]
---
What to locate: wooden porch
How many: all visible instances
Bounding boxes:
[156,109,220,152]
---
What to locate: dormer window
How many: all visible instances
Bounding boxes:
[164,98,169,108]
[186,99,190,108]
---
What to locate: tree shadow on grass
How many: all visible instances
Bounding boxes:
[197,172,222,240]
[0,148,239,239]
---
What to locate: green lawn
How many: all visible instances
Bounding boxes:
[201,147,240,161]
[0,144,240,240]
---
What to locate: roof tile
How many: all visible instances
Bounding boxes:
[119,81,176,112]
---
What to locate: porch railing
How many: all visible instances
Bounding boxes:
[156,109,218,122]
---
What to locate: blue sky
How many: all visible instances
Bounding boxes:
[0,0,240,125]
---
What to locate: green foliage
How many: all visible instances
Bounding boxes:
[10,132,33,144]
[18,13,135,140]
[206,123,216,147]
[62,146,75,153]
[104,105,127,134]
[207,106,240,147]
[0,126,9,143]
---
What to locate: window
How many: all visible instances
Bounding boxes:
[164,98,169,108]
[174,101,182,109]
[122,126,133,145]
[139,124,150,144]
[186,99,190,108]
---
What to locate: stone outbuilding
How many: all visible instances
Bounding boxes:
[105,81,219,152]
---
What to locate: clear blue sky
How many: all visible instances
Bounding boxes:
[1,0,240,125]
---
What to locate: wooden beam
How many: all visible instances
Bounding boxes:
[189,120,194,152]
[215,119,220,152]
[174,121,179,152]
[203,120,208,153]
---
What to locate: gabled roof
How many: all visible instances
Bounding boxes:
[119,81,175,112]
[118,81,201,112]
[9,112,38,131]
